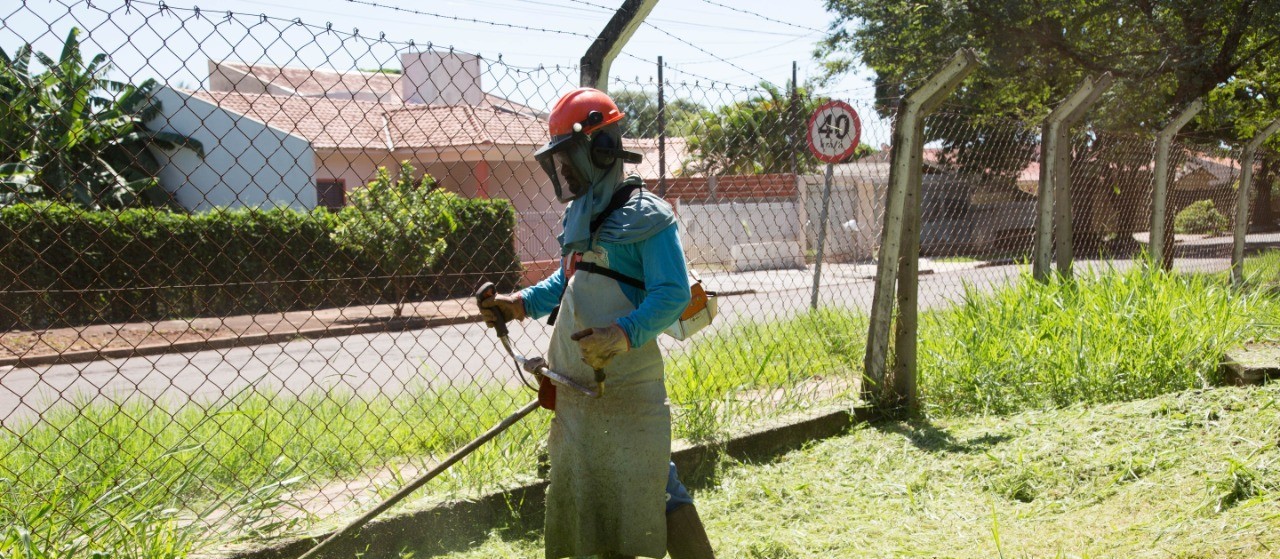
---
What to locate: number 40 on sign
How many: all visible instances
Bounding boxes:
[806,100,862,164]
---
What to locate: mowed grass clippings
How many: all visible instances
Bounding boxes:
[434,383,1280,559]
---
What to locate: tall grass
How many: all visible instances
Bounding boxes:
[0,385,543,558]
[919,264,1280,415]
[665,308,868,442]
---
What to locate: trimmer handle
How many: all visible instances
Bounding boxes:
[475,281,509,337]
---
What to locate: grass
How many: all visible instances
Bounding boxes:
[436,383,1280,559]
[0,385,546,558]
[665,308,868,442]
[6,251,1278,557]
[919,263,1280,416]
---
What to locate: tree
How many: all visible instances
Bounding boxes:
[610,89,701,139]
[679,82,877,176]
[333,161,457,318]
[0,27,203,208]
[817,0,1280,241]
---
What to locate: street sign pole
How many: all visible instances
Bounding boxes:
[806,100,862,311]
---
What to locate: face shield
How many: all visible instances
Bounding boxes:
[535,133,591,203]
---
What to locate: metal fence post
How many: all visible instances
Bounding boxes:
[1150,99,1204,270]
[863,49,978,411]
[1033,74,1113,281]
[1232,118,1280,285]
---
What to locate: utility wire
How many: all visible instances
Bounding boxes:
[696,0,826,34]
[340,0,595,39]
[640,22,768,83]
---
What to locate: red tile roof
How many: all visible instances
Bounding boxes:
[185,90,547,151]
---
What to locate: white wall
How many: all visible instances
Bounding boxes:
[676,201,803,267]
[148,86,316,211]
[802,175,885,263]
[401,51,483,106]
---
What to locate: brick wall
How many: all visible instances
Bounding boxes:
[645,173,798,203]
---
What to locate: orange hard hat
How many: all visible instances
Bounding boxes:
[546,87,625,137]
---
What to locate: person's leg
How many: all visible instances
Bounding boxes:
[664,462,714,559]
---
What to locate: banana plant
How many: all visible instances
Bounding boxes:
[0,27,203,209]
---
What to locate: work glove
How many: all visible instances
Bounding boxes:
[478,293,525,329]
[570,324,630,370]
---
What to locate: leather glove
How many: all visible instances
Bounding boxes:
[478,293,525,329]
[570,324,630,370]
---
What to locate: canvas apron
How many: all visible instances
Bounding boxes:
[544,244,670,559]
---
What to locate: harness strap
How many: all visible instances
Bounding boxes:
[576,261,644,290]
[547,183,648,326]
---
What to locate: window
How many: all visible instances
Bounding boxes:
[316,179,345,211]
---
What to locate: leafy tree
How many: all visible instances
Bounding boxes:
[333,161,457,318]
[0,28,203,208]
[679,82,876,176]
[817,0,1280,240]
[610,89,701,139]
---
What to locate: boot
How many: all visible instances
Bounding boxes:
[665,504,715,559]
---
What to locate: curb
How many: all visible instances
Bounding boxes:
[0,314,474,369]
[2,292,759,369]
[213,404,878,559]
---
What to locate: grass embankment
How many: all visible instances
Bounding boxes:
[0,314,868,558]
[444,383,1280,558]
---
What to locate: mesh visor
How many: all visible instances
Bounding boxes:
[535,135,590,202]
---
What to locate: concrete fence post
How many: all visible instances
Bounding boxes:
[579,0,659,90]
[1032,74,1113,281]
[1150,99,1204,270]
[863,49,978,412]
[1232,118,1280,285]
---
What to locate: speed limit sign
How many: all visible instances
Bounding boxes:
[807,100,862,163]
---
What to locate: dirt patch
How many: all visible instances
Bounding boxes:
[1,323,232,359]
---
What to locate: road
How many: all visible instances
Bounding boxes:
[0,254,1237,429]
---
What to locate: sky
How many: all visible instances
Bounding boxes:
[1,0,890,143]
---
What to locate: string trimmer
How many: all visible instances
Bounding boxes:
[294,282,601,559]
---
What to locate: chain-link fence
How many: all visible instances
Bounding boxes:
[2,1,1276,557]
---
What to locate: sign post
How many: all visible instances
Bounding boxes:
[807,100,862,309]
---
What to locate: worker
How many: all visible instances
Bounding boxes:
[478,87,715,559]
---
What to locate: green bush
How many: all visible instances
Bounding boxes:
[0,198,519,330]
[333,163,457,318]
[1174,199,1230,234]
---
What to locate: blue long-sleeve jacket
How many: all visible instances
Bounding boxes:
[519,224,691,349]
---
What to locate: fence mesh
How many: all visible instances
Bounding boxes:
[0,1,1273,557]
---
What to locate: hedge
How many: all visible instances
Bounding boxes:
[0,199,519,330]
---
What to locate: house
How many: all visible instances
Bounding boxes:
[146,51,564,266]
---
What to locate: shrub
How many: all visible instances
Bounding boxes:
[333,162,457,318]
[0,196,518,330]
[1174,199,1229,235]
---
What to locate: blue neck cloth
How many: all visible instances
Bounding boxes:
[557,141,675,255]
